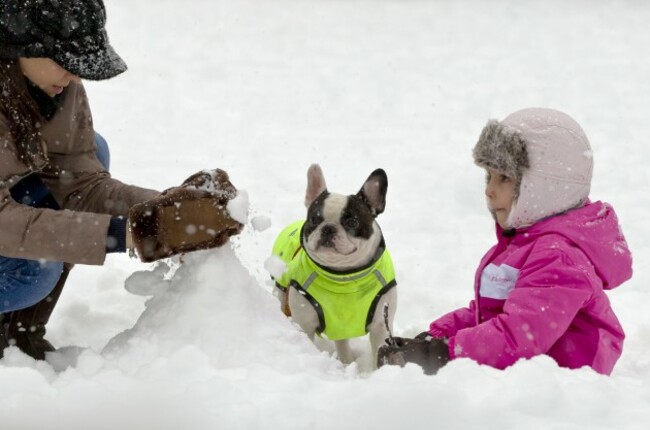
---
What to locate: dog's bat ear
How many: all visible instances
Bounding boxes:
[357,168,388,216]
[305,164,327,208]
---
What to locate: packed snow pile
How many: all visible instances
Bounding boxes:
[103,247,338,374]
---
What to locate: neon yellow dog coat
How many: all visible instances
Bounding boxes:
[272,220,396,341]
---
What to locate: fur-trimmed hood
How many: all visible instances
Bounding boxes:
[474,108,593,229]
[473,120,529,189]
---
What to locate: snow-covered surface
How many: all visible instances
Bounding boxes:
[2,0,650,428]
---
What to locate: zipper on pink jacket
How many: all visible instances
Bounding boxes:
[474,228,516,324]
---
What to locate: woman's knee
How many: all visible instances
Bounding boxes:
[0,259,64,312]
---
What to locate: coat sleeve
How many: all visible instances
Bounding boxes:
[0,166,157,265]
[0,185,113,265]
[449,248,593,368]
[0,114,158,264]
[41,150,159,217]
[428,300,477,338]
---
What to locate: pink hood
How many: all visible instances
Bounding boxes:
[518,200,632,290]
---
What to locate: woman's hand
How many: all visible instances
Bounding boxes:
[128,168,244,262]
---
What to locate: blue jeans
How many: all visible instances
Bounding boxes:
[0,132,110,313]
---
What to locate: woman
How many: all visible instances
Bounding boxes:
[0,0,242,360]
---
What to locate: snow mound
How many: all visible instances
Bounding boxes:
[104,246,339,375]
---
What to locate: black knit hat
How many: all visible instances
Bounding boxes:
[0,0,127,80]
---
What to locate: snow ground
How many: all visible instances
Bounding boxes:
[2,0,650,429]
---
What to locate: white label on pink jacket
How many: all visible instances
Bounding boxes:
[479,263,520,299]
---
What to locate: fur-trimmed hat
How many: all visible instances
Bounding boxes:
[473,108,593,229]
[0,0,126,80]
[473,119,530,195]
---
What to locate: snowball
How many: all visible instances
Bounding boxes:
[227,190,249,224]
[251,215,272,232]
[264,255,287,279]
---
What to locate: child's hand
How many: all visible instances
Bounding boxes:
[377,332,450,375]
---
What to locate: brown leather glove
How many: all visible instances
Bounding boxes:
[129,169,244,262]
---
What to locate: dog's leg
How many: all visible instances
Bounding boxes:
[334,340,355,364]
[287,287,320,341]
[275,289,286,311]
[274,289,293,317]
[366,288,397,368]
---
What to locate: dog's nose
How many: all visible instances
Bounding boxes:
[321,224,337,239]
[319,225,339,247]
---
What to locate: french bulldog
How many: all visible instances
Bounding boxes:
[269,164,397,366]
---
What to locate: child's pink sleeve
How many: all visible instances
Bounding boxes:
[449,249,593,369]
[428,300,477,338]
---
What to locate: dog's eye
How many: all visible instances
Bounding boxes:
[309,212,322,226]
[344,217,359,230]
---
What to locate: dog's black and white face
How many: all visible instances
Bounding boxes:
[302,164,388,271]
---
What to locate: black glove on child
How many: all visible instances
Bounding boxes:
[129,168,244,262]
[377,331,450,375]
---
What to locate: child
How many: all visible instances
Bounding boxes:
[0,0,242,360]
[378,107,633,376]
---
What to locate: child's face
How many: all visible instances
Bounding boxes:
[485,168,516,229]
[18,57,81,97]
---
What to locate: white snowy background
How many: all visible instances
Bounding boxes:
[2,0,649,428]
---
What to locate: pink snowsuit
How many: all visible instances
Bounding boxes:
[429,200,632,375]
